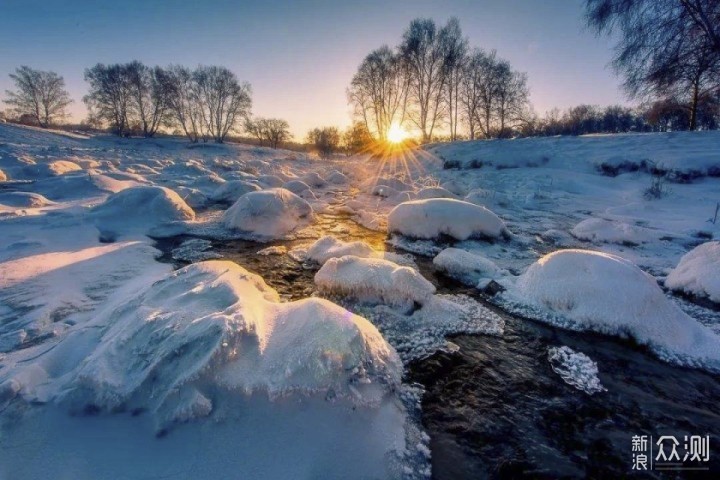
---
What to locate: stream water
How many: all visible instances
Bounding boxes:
[155,212,720,479]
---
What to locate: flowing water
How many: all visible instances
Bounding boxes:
[155,211,720,479]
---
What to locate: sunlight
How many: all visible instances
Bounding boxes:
[386,123,409,144]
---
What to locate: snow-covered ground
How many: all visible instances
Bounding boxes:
[1,123,719,478]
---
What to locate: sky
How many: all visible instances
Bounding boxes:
[0,0,626,138]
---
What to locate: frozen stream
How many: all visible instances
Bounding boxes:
[155,211,720,479]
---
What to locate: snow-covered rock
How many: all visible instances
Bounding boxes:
[2,261,401,424]
[433,248,503,286]
[282,179,312,195]
[256,174,285,188]
[665,241,720,304]
[210,180,260,204]
[371,184,399,198]
[306,236,376,264]
[91,185,195,237]
[506,249,720,370]
[327,170,349,184]
[571,218,654,245]
[222,188,313,239]
[315,255,435,310]
[388,199,508,241]
[301,172,326,188]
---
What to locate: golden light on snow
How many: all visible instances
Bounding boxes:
[386,123,409,144]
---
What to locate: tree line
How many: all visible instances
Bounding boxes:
[348,17,531,142]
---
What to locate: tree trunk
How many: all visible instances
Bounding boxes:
[689,80,699,131]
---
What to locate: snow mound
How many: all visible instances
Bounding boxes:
[301,172,326,188]
[371,184,400,198]
[0,192,55,208]
[327,170,349,184]
[316,255,436,310]
[210,180,260,204]
[306,236,376,264]
[433,248,504,286]
[388,199,507,241]
[3,261,401,425]
[257,174,284,188]
[666,241,720,304]
[91,186,195,237]
[571,218,654,245]
[547,346,606,395]
[30,173,139,200]
[222,188,313,239]
[506,249,720,370]
[282,179,311,194]
[23,159,82,178]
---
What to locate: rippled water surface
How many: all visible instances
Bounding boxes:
[156,212,720,479]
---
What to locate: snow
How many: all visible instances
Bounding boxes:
[282,179,312,194]
[0,191,55,208]
[0,260,410,478]
[665,241,720,304]
[547,346,606,395]
[316,255,436,310]
[433,247,505,286]
[503,249,720,370]
[388,198,508,241]
[571,217,655,245]
[222,188,313,239]
[210,179,260,203]
[306,235,376,264]
[91,185,195,237]
[415,186,456,199]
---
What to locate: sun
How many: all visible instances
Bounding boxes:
[386,123,409,144]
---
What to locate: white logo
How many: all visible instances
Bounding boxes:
[632,434,710,471]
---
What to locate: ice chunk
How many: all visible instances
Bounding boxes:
[547,346,606,395]
[388,199,507,240]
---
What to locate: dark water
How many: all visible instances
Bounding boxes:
[155,213,720,479]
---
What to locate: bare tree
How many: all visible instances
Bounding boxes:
[347,46,409,141]
[586,0,720,130]
[193,66,252,143]
[126,62,172,137]
[399,18,449,142]
[84,63,134,135]
[307,127,340,158]
[440,18,468,141]
[494,62,530,137]
[245,117,291,148]
[343,121,374,154]
[164,65,204,142]
[5,66,72,128]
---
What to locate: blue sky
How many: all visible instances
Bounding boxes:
[0,0,625,137]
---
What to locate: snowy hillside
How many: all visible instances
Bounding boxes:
[1,123,719,478]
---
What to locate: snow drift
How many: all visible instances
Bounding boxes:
[223,188,313,239]
[388,198,507,240]
[506,249,720,370]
